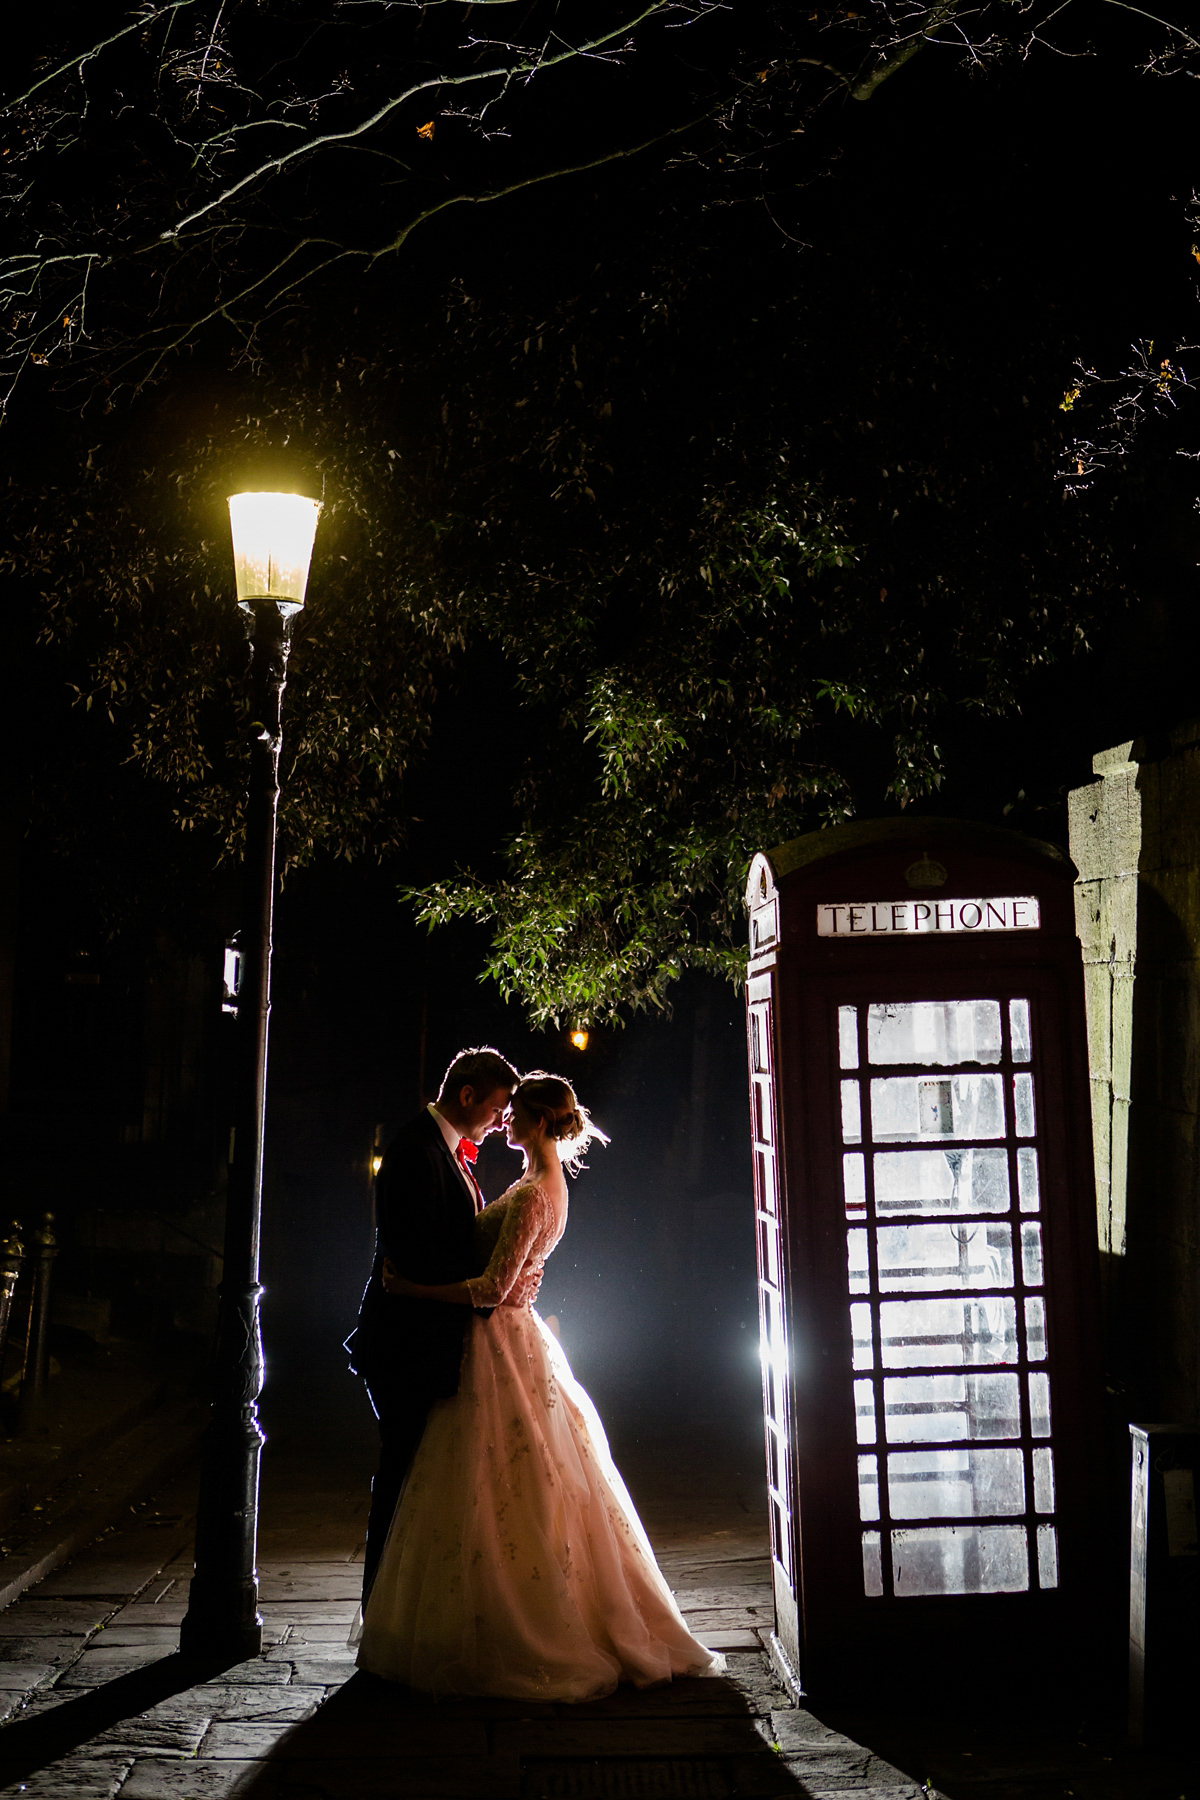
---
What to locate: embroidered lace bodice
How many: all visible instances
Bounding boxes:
[466,1179,565,1310]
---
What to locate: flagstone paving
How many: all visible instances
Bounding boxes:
[0,1401,928,1800]
[0,1389,1190,1800]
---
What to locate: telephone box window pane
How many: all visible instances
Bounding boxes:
[1014,1073,1036,1137]
[862,1530,884,1596]
[874,1148,1010,1216]
[839,1006,859,1070]
[1033,1447,1056,1513]
[1028,1372,1052,1438]
[859,1454,881,1521]
[880,1297,1018,1368]
[751,1008,771,1074]
[892,1524,1029,1596]
[1037,1524,1059,1588]
[757,1149,778,1216]
[871,1075,1005,1143]
[1024,1296,1048,1361]
[887,1447,1026,1518]
[1017,1147,1041,1212]
[850,1302,875,1369]
[1021,1222,1045,1286]
[754,1080,773,1145]
[844,1154,866,1220]
[876,1222,1013,1291]
[841,1081,862,1144]
[883,1371,1021,1442]
[759,1218,780,1286]
[867,1001,1002,1066]
[1009,999,1032,1063]
[847,1228,870,1293]
[855,1378,878,1445]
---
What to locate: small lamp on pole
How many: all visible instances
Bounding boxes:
[180,490,320,1661]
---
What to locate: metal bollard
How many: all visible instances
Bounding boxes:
[17,1214,58,1437]
[0,1221,23,1373]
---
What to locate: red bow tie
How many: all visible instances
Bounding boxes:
[456,1138,478,1166]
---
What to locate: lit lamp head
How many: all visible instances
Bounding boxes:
[569,1028,589,1053]
[228,491,322,615]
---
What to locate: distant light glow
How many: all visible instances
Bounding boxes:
[228,491,321,613]
[569,1029,589,1052]
[371,1154,383,1176]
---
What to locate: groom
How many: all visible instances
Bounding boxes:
[345,1045,517,1600]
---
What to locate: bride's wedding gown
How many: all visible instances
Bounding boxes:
[356,1177,723,1700]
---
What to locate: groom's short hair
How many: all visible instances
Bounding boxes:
[439,1046,518,1103]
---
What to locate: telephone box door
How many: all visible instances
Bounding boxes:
[745,823,1103,1698]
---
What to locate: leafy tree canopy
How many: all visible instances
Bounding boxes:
[3,2,1196,1018]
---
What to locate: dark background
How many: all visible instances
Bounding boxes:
[3,10,1200,1494]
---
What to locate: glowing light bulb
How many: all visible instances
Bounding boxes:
[228,491,321,613]
[371,1153,383,1176]
[569,1029,589,1052]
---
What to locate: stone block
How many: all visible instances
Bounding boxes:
[89,1625,180,1649]
[0,1754,134,1796]
[1109,1095,1130,1257]
[258,1576,361,1602]
[55,1650,169,1688]
[0,1662,53,1690]
[90,1711,210,1756]
[0,1603,109,1637]
[1098,875,1139,969]
[1069,766,1141,883]
[0,1637,80,1665]
[273,1655,357,1686]
[673,1585,774,1613]
[272,1621,351,1643]
[1081,962,1112,1072]
[1074,880,1104,958]
[198,1659,293,1686]
[797,1786,927,1800]
[169,1682,325,1721]
[118,1760,260,1799]
[674,1608,768,1633]
[764,1713,860,1752]
[778,1748,913,1787]
[259,1602,359,1625]
[1111,975,1135,1099]
[35,1561,173,1599]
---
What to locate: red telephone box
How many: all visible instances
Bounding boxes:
[745,820,1104,1698]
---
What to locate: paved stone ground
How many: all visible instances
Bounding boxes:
[0,1372,1191,1800]
[0,1372,928,1800]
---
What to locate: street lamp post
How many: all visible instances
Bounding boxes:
[180,492,321,1660]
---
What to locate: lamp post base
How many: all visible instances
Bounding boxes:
[179,1612,264,1663]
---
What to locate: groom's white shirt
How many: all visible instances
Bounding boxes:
[428,1103,479,1206]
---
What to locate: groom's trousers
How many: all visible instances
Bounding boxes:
[361,1375,433,1602]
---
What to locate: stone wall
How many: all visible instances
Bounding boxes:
[1069,726,1200,1425]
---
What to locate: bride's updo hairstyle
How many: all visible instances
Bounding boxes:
[515,1072,608,1175]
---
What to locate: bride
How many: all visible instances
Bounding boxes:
[356,1071,723,1700]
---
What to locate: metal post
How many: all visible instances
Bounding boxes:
[0,1220,24,1373]
[17,1214,57,1436]
[180,599,292,1660]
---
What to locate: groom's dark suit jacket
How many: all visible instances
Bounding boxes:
[344,1108,480,1405]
